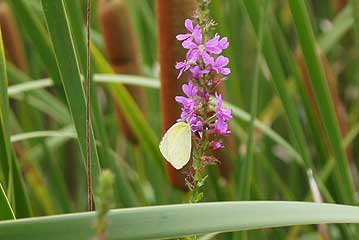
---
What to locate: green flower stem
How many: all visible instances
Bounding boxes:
[190,131,208,203]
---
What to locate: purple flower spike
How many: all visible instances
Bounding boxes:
[174,18,232,169]
[170,12,234,192]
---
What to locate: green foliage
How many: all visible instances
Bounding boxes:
[1,202,359,239]
[0,182,14,220]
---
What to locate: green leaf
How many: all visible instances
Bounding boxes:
[1,202,359,239]
[0,182,15,220]
[0,26,32,218]
[7,75,159,97]
[61,0,140,208]
[0,26,12,193]
[10,130,76,143]
[40,0,101,192]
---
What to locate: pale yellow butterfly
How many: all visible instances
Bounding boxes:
[159,122,192,169]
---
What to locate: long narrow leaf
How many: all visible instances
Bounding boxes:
[40,0,101,193]
[1,202,359,239]
[0,27,32,218]
[62,0,139,207]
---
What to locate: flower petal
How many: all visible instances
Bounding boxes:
[176,34,191,41]
[184,19,194,32]
[182,40,197,49]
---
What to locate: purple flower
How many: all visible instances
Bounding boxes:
[215,93,232,121]
[179,110,194,123]
[210,140,223,149]
[183,34,224,65]
[182,81,198,98]
[175,82,198,110]
[176,82,201,123]
[213,93,231,136]
[176,95,198,113]
[175,61,191,79]
[190,66,209,79]
[211,56,230,75]
[176,19,202,43]
[201,156,220,164]
[214,118,229,135]
[218,36,229,50]
[202,90,210,102]
[189,116,203,132]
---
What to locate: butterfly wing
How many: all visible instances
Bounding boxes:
[159,122,192,169]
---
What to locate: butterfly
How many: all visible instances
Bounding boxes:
[159,122,192,169]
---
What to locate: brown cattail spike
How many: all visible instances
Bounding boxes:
[0,2,27,71]
[98,0,146,144]
[157,0,198,190]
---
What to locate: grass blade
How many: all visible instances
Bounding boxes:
[287,0,357,205]
[0,182,15,220]
[0,27,12,191]
[0,27,32,218]
[238,1,265,200]
[40,0,101,195]
[61,0,131,208]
